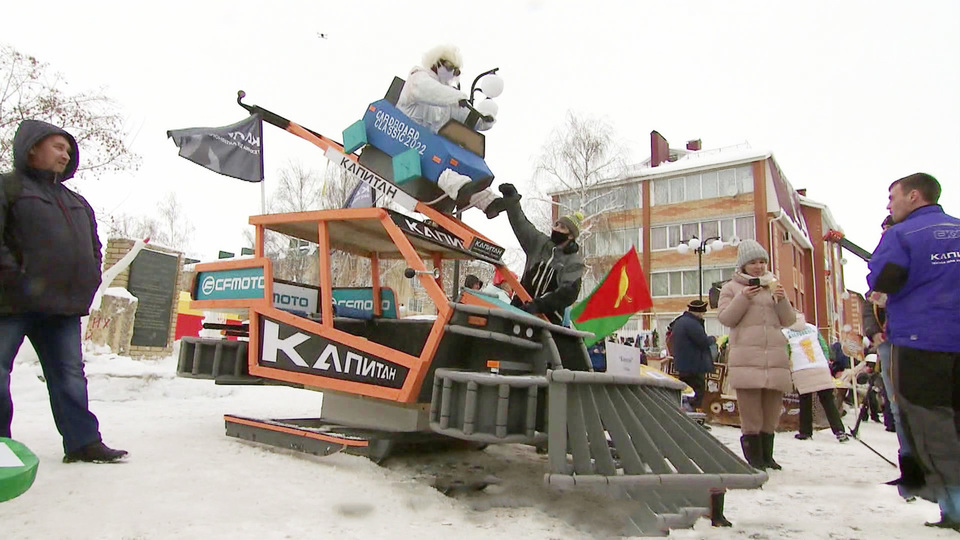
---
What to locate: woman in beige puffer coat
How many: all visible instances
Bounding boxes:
[717,239,795,471]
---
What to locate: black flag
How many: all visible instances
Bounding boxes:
[167,114,263,182]
[343,180,374,209]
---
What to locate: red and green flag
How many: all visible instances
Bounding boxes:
[571,246,653,346]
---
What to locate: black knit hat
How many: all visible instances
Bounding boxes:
[687,300,708,313]
[463,274,483,290]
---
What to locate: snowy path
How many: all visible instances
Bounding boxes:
[0,347,952,539]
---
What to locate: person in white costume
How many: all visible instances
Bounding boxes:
[397,44,505,218]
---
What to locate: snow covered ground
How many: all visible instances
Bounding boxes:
[1,344,953,540]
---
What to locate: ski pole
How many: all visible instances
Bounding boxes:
[851,433,898,468]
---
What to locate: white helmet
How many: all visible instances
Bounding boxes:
[422,44,463,70]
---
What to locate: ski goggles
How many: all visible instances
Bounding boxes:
[439,59,461,76]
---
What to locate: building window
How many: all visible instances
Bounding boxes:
[583,227,642,258]
[670,177,685,203]
[653,180,670,205]
[651,273,669,297]
[735,217,755,241]
[685,176,701,201]
[701,267,735,293]
[701,220,720,240]
[701,171,719,199]
[682,270,699,295]
[650,216,755,252]
[737,165,754,194]
[718,168,737,197]
[651,267,736,297]
[667,225,681,248]
[721,218,735,241]
[651,164,754,206]
[555,185,641,217]
[651,227,667,251]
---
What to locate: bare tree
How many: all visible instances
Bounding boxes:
[248,160,395,286]
[105,193,194,252]
[0,44,139,177]
[156,193,195,251]
[106,214,160,243]
[529,112,630,240]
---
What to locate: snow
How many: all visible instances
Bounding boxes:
[626,145,772,180]
[103,287,137,301]
[0,344,952,539]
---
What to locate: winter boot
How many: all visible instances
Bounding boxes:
[887,454,926,489]
[437,169,488,208]
[63,441,128,463]
[710,492,733,527]
[739,434,766,470]
[760,432,782,470]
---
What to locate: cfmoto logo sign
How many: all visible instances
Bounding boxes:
[201,276,216,296]
[196,270,266,299]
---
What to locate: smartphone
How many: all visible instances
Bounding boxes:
[747,278,761,287]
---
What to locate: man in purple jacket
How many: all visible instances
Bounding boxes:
[867,172,960,530]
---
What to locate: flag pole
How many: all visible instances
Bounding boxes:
[259,107,266,214]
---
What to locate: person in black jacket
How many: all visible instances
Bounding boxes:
[498,184,585,325]
[0,120,127,463]
[671,300,716,411]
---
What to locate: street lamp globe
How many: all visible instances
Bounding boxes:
[676,243,690,255]
[688,237,701,250]
[710,239,725,250]
[478,74,504,98]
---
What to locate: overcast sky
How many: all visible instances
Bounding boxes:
[4,0,958,292]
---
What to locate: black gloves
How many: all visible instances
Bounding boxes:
[482,115,495,123]
[458,99,469,108]
[520,300,540,314]
[499,183,519,198]
[497,183,521,207]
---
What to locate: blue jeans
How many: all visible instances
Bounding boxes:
[940,486,960,522]
[0,314,101,452]
[879,341,912,454]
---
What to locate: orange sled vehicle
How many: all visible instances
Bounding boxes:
[177,82,766,536]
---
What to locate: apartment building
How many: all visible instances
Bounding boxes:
[554,131,851,345]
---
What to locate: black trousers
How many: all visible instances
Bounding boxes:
[678,373,706,410]
[798,389,845,436]
[892,345,960,492]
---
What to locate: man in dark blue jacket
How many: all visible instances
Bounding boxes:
[670,300,715,411]
[867,172,960,530]
[0,120,127,463]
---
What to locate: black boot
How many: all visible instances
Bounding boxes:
[710,492,733,527]
[760,432,782,470]
[887,454,926,489]
[63,441,128,463]
[740,434,766,470]
[924,515,960,530]
[483,197,507,219]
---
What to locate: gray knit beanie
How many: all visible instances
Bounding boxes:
[736,239,769,271]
